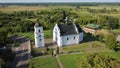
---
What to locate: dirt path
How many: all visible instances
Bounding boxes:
[55,55,63,68]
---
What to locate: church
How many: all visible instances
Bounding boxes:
[34,17,84,47]
[53,17,84,47]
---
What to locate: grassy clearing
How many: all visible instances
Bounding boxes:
[59,54,83,68]
[16,30,52,41]
[61,41,111,53]
[29,56,59,68]
[59,51,120,68]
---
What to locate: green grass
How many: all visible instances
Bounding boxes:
[59,51,120,68]
[17,32,34,41]
[113,29,120,33]
[29,56,59,68]
[16,30,52,41]
[59,54,83,68]
[98,51,120,61]
[61,41,110,52]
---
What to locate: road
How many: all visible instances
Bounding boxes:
[11,36,31,68]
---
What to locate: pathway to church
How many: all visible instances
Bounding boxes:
[11,36,31,68]
[55,55,63,68]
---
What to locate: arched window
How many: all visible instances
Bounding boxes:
[74,37,76,39]
[67,38,69,40]
[39,35,41,37]
[39,39,41,41]
[39,30,40,32]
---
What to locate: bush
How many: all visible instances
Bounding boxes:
[79,53,120,68]
[105,33,117,51]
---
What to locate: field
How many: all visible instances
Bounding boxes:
[59,51,120,68]
[0,5,74,13]
[29,56,59,68]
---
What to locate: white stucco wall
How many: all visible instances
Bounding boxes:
[61,34,79,46]
[53,24,84,47]
[34,26,44,48]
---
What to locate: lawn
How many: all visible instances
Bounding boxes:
[16,30,52,41]
[59,51,120,68]
[61,41,111,53]
[29,56,59,68]
[59,54,83,68]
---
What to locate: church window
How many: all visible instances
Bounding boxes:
[67,38,69,40]
[39,30,40,32]
[39,35,41,37]
[39,39,41,41]
[74,37,76,39]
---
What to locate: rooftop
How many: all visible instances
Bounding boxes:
[85,23,101,29]
[58,23,83,36]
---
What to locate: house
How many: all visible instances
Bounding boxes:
[34,22,44,48]
[53,17,84,47]
[83,24,101,34]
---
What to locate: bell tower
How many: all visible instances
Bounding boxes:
[34,20,44,48]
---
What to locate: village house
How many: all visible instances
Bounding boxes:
[83,23,101,34]
[53,17,84,47]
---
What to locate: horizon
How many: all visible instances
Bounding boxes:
[0,2,120,3]
[1,0,120,3]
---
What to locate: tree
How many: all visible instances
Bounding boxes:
[0,29,8,47]
[79,53,120,68]
[0,58,5,68]
[105,33,117,51]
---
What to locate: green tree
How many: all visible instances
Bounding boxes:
[0,58,5,68]
[79,53,120,68]
[0,29,8,47]
[105,33,117,50]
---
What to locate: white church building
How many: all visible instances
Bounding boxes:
[34,17,83,47]
[53,17,84,47]
[34,22,44,48]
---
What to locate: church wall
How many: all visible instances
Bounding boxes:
[61,34,80,46]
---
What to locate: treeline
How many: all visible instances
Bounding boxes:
[0,8,120,34]
[87,8,119,13]
[1,3,120,6]
[98,15,119,29]
[0,9,78,33]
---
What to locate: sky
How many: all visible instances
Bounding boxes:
[0,0,120,3]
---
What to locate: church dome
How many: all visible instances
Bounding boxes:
[34,22,42,27]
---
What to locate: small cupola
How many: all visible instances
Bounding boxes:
[34,23,42,27]
[34,19,42,27]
